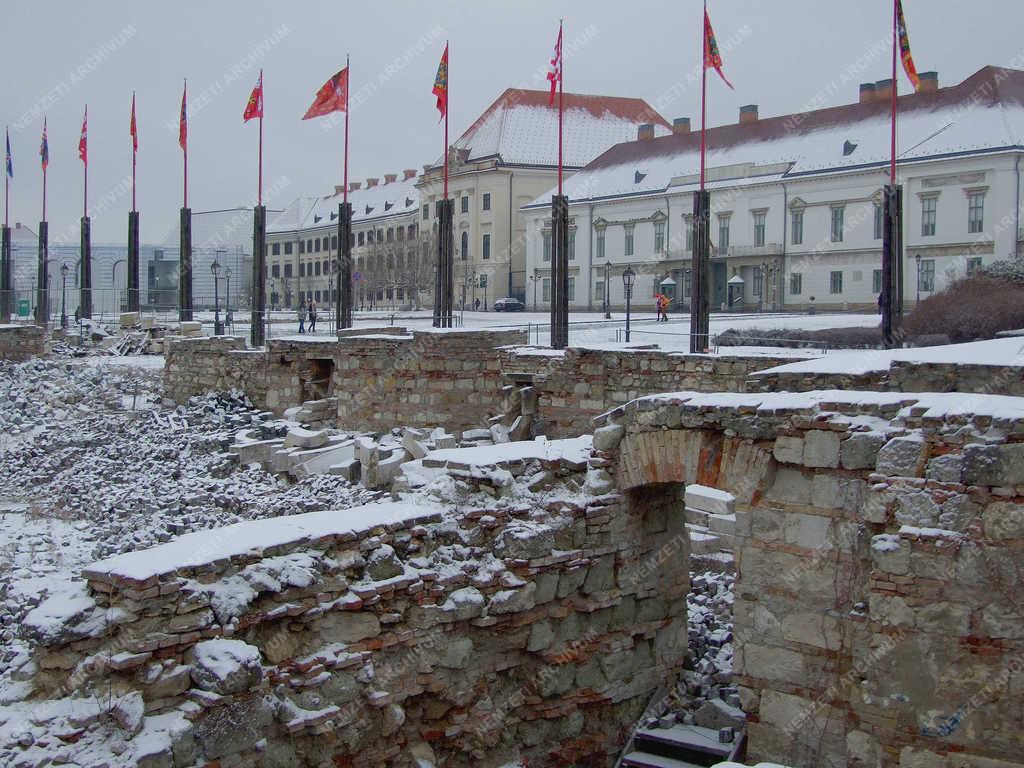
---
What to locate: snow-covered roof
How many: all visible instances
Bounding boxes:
[268,173,420,234]
[436,88,670,170]
[526,66,1024,207]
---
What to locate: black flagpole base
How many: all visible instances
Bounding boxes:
[690,190,710,353]
[251,205,267,347]
[550,195,569,349]
[179,207,193,322]
[128,211,140,313]
[80,216,93,319]
[434,199,454,328]
[882,184,904,348]
[0,226,10,322]
[337,202,353,330]
[36,221,48,326]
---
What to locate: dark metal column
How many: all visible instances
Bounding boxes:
[35,221,47,325]
[0,226,10,321]
[337,202,353,329]
[882,183,903,348]
[434,199,454,327]
[127,211,140,313]
[250,204,267,347]
[690,190,710,353]
[179,207,192,322]
[80,216,92,318]
[550,194,569,348]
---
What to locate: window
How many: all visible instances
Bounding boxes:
[789,272,802,295]
[831,207,844,243]
[829,270,843,294]
[284,242,293,255]
[873,203,883,240]
[752,266,763,295]
[422,204,429,220]
[271,264,280,278]
[542,232,551,262]
[654,221,665,253]
[314,262,321,276]
[968,192,984,233]
[307,239,313,252]
[919,258,935,292]
[314,238,321,252]
[482,234,491,260]
[299,263,306,277]
[482,193,491,211]
[872,269,882,293]
[358,232,365,246]
[569,231,576,261]
[624,224,635,256]
[397,227,404,241]
[921,196,937,237]
[461,231,469,260]
[596,228,606,260]
[682,270,691,297]
[568,277,575,302]
[542,277,551,302]
[595,280,605,301]
[461,196,469,214]
[284,263,293,278]
[332,235,338,250]
[315,290,321,303]
[791,210,804,245]
[367,231,374,244]
[387,228,394,242]
[685,215,694,251]
[378,229,383,242]
[299,241,305,254]
[753,211,766,247]
[718,215,731,251]
[967,257,983,276]
[272,242,280,256]
[324,260,330,276]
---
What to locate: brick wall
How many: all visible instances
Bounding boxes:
[0,323,48,361]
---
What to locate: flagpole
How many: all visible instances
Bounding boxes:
[700,1,708,191]
[4,130,8,230]
[443,41,449,201]
[558,19,564,197]
[183,79,188,210]
[42,120,47,223]
[890,0,897,184]
[131,93,137,213]
[344,55,349,206]
[258,71,264,207]
[83,106,88,219]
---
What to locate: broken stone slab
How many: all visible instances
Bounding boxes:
[402,431,429,460]
[694,698,746,730]
[188,639,264,695]
[330,458,361,483]
[685,485,736,516]
[461,428,491,442]
[284,427,329,450]
[178,321,202,337]
[841,432,887,470]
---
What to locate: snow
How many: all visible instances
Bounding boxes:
[192,639,262,683]
[871,534,902,553]
[425,435,593,467]
[268,173,420,233]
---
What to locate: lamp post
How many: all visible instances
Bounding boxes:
[622,266,635,343]
[60,263,69,329]
[225,267,232,329]
[211,259,222,335]
[603,261,610,318]
[915,253,921,307]
[530,272,537,311]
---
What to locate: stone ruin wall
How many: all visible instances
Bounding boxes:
[594,391,1024,768]
[0,324,48,361]
[25,458,689,767]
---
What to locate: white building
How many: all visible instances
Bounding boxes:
[522,66,1024,312]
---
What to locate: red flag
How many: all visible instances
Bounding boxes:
[244,71,263,122]
[78,106,88,165]
[432,45,449,118]
[896,0,921,92]
[40,117,48,171]
[547,26,562,106]
[303,68,348,120]
[704,9,734,90]
[130,93,138,153]
[179,82,187,151]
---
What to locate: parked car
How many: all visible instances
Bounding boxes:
[493,297,525,312]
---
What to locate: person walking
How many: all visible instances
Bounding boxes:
[308,300,317,333]
[659,293,671,321]
[297,304,305,334]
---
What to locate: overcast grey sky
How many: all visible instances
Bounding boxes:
[2,0,1022,244]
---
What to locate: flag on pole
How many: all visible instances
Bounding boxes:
[244,72,264,122]
[179,83,188,151]
[78,107,88,165]
[5,129,12,178]
[703,9,734,90]
[432,45,449,118]
[40,118,48,170]
[130,93,138,153]
[303,68,348,120]
[547,26,562,106]
[896,0,920,91]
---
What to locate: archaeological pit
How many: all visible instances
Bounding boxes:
[6,328,1024,768]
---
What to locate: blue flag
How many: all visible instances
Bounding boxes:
[4,129,11,178]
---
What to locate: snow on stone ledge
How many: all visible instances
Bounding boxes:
[424,435,593,469]
[81,500,443,586]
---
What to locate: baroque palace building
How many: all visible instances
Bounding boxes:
[522,66,1024,312]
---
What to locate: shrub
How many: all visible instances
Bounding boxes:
[713,326,883,349]
[903,275,1024,342]
[981,259,1024,284]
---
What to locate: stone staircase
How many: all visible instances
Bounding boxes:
[620,722,745,767]
[683,485,737,574]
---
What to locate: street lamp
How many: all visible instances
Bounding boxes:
[915,253,921,307]
[530,272,537,311]
[60,263,69,329]
[211,259,222,335]
[622,266,636,343]
[603,261,611,319]
[225,267,232,329]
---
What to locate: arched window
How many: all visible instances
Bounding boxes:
[461,231,469,261]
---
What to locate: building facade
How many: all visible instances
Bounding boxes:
[523,67,1024,312]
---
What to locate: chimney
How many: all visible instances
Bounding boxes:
[859,82,877,104]
[874,79,893,103]
[366,177,379,188]
[334,185,344,196]
[384,173,397,184]
[403,168,417,180]
[739,104,758,124]
[422,164,433,174]
[350,181,362,192]
[672,117,691,135]
[637,123,655,141]
[919,71,938,93]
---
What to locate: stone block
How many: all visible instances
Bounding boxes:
[685,484,735,516]
[982,501,1024,540]
[926,453,963,484]
[693,698,746,730]
[438,637,474,669]
[802,430,840,468]
[284,427,329,450]
[963,444,1024,486]
[840,432,886,470]
[487,582,537,614]
[772,435,804,465]
[877,435,925,477]
[766,467,812,505]
[871,534,910,575]
[593,423,624,452]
